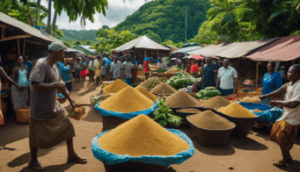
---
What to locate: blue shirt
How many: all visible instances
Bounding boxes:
[262,72,283,95]
[203,63,217,87]
[57,62,64,74]
[23,61,33,76]
[61,65,72,82]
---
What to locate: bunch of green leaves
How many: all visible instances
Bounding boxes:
[166,72,200,89]
[153,97,182,128]
[195,86,221,100]
[142,76,164,89]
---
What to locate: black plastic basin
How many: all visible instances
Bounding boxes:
[211,109,259,138]
[104,161,168,172]
[186,114,236,146]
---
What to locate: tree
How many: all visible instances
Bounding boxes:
[102,25,110,29]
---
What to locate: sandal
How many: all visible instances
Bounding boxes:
[28,162,44,171]
[67,155,87,164]
[273,160,292,167]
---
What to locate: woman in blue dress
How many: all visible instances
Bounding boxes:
[260,61,283,104]
[199,57,217,90]
[11,55,29,111]
[61,59,73,93]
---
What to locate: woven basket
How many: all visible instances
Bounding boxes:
[16,107,30,124]
[70,107,86,120]
[57,96,67,104]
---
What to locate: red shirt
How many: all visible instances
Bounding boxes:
[190,64,199,74]
[144,61,149,73]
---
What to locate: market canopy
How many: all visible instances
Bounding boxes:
[112,35,170,52]
[171,45,202,54]
[65,48,85,55]
[188,38,278,59]
[214,38,278,58]
[247,35,300,61]
[0,12,52,43]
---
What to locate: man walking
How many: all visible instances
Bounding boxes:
[216,59,238,96]
[28,43,86,171]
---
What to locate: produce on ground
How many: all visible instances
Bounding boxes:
[99,86,153,113]
[177,108,201,113]
[70,107,86,120]
[166,90,202,108]
[166,72,200,89]
[103,79,129,94]
[150,82,177,95]
[140,77,168,89]
[228,87,262,99]
[90,94,113,105]
[195,87,221,100]
[151,69,168,73]
[239,96,261,103]
[153,97,182,128]
[187,110,234,130]
[201,96,231,109]
[218,102,256,118]
[98,115,189,156]
[135,86,157,101]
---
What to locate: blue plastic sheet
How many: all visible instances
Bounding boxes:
[91,129,195,166]
[94,101,158,119]
[57,93,65,98]
[239,102,283,123]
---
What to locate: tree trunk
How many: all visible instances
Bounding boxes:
[52,10,58,34]
[36,0,41,25]
[46,0,52,34]
[27,3,34,26]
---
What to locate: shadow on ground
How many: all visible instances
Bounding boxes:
[0,117,29,147]
[229,136,268,151]
[19,162,75,172]
[7,142,65,168]
[275,160,300,172]
[83,107,102,123]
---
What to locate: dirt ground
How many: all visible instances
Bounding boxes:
[1,80,300,172]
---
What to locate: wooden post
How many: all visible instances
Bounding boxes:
[144,49,146,58]
[23,39,26,57]
[17,39,20,54]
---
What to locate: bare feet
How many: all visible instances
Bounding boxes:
[28,161,44,171]
[68,152,87,164]
[273,159,293,167]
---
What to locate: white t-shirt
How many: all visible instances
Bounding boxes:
[110,61,123,79]
[217,66,238,89]
[123,61,133,79]
[276,80,300,126]
[157,62,167,70]
[88,61,93,69]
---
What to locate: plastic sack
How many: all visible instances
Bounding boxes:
[57,93,65,98]
[91,129,195,166]
[94,101,158,120]
[239,102,283,123]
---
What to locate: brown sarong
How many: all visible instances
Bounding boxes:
[270,120,299,150]
[29,110,75,149]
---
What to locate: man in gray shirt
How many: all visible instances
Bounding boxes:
[28,43,86,170]
[109,56,123,80]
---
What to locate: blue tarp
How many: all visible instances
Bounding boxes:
[91,129,195,166]
[94,101,158,120]
[239,102,283,123]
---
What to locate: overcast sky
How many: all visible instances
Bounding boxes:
[40,0,153,30]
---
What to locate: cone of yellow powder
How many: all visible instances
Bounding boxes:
[103,79,129,94]
[135,86,157,101]
[98,115,190,156]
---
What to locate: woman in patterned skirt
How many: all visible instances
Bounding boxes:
[11,55,29,112]
[260,64,300,167]
[0,54,23,125]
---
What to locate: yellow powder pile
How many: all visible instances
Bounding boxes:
[98,115,189,156]
[166,90,202,108]
[202,96,231,108]
[99,86,153,113]
[188,110,234,130]
[103,79,129,94]
[177,108,201,113]
[150,82,177,95]
[252,109,262,112]
[218,102,256,118]
[135,86,157,101]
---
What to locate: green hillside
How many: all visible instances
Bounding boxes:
[114,0,210,43]
[61,29,98,42]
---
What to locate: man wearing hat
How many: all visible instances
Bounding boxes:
[28,43,87,170]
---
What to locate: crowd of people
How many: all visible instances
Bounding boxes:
[1,42,300,169]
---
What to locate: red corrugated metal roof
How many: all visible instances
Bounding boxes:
[247,35,300,61]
